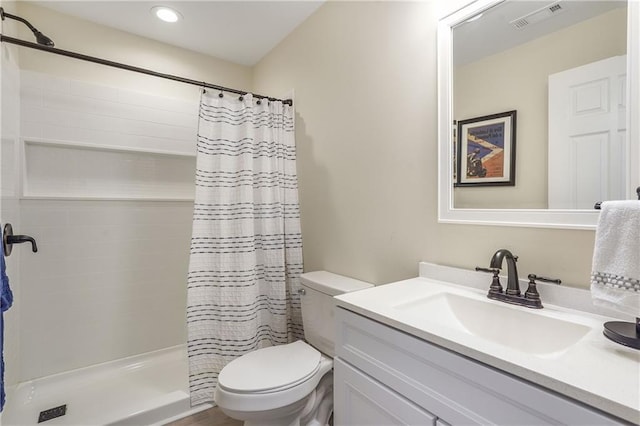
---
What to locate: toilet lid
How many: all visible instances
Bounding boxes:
[218,340,321,393]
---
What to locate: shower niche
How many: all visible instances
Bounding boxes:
[22,139,196,201]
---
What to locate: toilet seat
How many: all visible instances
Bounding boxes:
[218,341,322,393]
[214,341,333,413]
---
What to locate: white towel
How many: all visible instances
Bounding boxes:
[590,200,640,316]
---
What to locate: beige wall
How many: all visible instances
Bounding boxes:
[454,7,627,209]
[4,1,603,289]
[254,1,599,288]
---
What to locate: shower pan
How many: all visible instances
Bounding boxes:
[2,346,208,425]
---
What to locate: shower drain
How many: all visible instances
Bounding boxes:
[38,404,67,423]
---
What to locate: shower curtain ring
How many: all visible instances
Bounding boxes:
[218,90,224,98]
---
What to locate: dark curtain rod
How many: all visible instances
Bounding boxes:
[0,34,293,106]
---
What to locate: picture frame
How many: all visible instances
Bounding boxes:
[455,110,516,187]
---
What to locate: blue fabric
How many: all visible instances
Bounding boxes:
[0,226,13,412]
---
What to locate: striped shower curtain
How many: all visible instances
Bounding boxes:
[186,92,304,406]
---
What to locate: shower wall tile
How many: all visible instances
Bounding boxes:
[3,51,23,388]
[72,110,122,131]
[18,200,193,381]
[42,76,71,94]
[17,70,198,381]
[29,71,71,93]
[117,90,198,114]
[19,70,42,89]
[19,105,43,124]
[19,85,42,108]
[21,70,197,154]
[117,103,195,129]
[19,121,42,139]
[118,133,196,154]
[38,123,78,142]
[69,79,120,102]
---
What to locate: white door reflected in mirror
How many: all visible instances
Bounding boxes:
[548,55,627,209]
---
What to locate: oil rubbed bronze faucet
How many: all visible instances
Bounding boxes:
[476,249,560,309]
[490,249,520,297]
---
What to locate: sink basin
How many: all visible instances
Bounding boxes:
[393,292,591,355]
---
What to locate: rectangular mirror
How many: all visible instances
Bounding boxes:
[438,0,640,229]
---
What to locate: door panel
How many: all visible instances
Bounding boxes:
[548,55,627,209]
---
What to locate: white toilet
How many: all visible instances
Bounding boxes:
[214,271,373,426]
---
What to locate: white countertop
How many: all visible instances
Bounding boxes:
[334,265,640,424]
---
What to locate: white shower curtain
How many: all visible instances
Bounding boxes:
[186,92,304,406]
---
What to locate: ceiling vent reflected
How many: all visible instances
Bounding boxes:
[509,1,565,29]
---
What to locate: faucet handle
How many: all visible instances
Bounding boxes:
[523,275,543,309]
[524,274,561,309]
[475,267,503,295]
[527,274,561,285]
[475,267,500,274]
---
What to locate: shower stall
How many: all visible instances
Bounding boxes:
[0,7,209,424]
[0,62,206,425]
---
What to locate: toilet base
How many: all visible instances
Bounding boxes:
[221,395,310,426]
[219,372,334,426]
[300,372,333,426]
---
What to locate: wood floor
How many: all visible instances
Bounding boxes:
[166,405,333,426]
[166,406,242,426]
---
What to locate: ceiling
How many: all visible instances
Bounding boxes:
[32,1,324,66]
[454,0,627,65]
[27,1,628,68]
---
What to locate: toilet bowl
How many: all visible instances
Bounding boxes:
[214,271,373,426]
[215,341,333,426]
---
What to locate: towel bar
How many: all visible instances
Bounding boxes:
[594,186,640,209]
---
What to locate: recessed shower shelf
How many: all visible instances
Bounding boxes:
[22,138,196,201]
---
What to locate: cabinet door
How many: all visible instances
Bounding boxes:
[334,358,437,426]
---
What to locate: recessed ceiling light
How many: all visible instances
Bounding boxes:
[151,6,182,23]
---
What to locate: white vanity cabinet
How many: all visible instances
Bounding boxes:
[334,307,627,426]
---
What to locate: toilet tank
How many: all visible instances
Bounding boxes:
[300,271,373,357]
